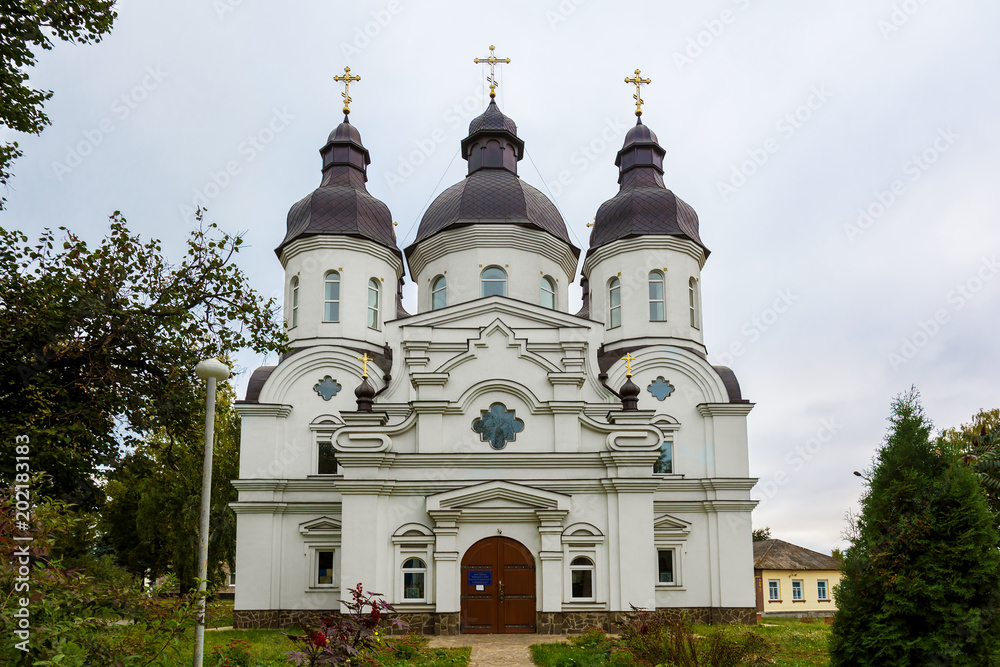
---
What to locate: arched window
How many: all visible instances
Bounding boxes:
[540,275,556,310]
[689,277,699,329]
[570,556,595,600]
[367,278,380,330]
[323,271,340,322]
[481,266,506,298]
[649,271,665,321]
[402,557,426,601]
[431,275,447,310]
[609,278,621,329]
[290,276,299,328]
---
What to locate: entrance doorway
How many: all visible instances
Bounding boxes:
[460,536,536,633]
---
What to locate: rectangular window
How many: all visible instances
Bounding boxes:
[657,550,674,584]
[654,442,673,474]
[817,580,829,600]
[316,550,335,586]
[324,275,340,323]
[404,571,425,599]
[649,276,664,321]
[229,571,236,586]
[768,580,780,601]
[792,580,803,601]
[609,282,621,328]
[317,442,337,475]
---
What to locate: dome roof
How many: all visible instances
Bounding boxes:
[276,117,400,259]
[587,118,709,258]
[408,168,572,248]
[468,100,518,136]
[405,101,578,258]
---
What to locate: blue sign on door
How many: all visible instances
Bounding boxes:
[468,570,493,586]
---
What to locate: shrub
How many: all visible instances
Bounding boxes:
[0,487,206,666]
[211,637,255,667]
[283,583,406,666]
[618,606,774,667]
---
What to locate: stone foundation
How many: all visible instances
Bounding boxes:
[236,608,756,633]
[233,609,460,634]
[537,608,757,633]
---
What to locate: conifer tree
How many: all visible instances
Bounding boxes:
[830,389,1000,665]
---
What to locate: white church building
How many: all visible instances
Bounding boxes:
[232,72,758,634]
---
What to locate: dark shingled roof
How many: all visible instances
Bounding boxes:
[468,99,518,136]
[406,101,577,256]
[753,539,841,571]
[276,117,401,260]
[407,168,576,251]
[587,118,709,258]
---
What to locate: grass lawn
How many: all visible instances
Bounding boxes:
[167,627,470,667]
[531,618,831,666]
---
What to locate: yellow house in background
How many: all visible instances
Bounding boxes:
[753,539,841,618]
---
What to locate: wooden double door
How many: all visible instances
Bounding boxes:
[460,537,536,633]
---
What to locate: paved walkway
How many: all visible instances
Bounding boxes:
[428,634,569,667]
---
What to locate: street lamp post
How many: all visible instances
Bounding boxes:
[192,358,231,667]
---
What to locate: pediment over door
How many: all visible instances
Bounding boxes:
[426,480,570,523]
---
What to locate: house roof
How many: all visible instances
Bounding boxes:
[753,539,840,571]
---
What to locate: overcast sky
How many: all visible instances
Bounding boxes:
[4,0,999,554]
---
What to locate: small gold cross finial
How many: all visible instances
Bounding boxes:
[474,45,511,99]
[333,66,361,115]
[358,352,373,379]
[621,352,637,378]
[624,69,652,117]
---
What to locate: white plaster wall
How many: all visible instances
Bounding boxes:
[414,246,570,313]
[584,238,705,349]
[280,237,403,348]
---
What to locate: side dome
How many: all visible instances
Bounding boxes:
[276,116,400,259]
[405,100,578,258]
[588,118,709,258]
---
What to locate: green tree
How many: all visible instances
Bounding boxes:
[0,213,287,507]
[940,408,1000,526]
[752,526,772,542]
[101,381,241,591]
[0,0,118,207]
[830,389,1000,666]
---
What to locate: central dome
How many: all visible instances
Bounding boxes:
[405,101,577,256]
[410,168,571,246]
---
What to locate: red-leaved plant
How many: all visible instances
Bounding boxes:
[283,583,406,666]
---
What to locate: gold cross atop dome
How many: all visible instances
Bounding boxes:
[334,66,361,115]
[474,45,511,99]
[621,352,637,378]
[624,69,652,117]
[358,352,373,379]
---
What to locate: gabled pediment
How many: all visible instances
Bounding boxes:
[426,481,570,514]
[299,516,342,536]
[436,318,561,376]
[400,296,593,331]
[654,513,691,538]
